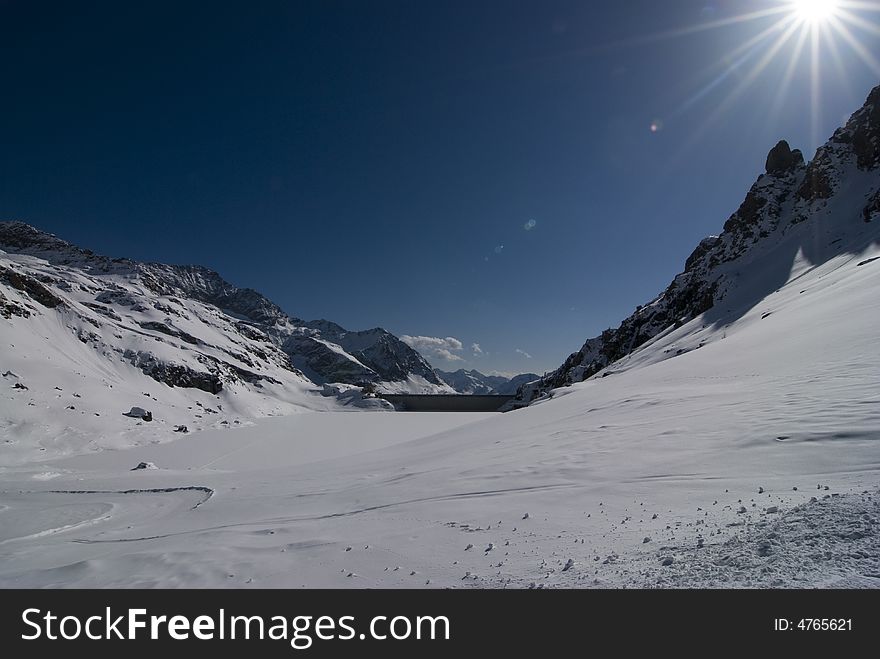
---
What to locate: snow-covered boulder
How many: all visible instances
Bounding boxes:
[123,406,153,421]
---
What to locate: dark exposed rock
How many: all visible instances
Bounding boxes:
[797,155,834,201]
[0,291,31,318]
[95,289,137,306]
[124,350,223,394]
[838,85,880,169]
[236,322,271,342]
[82,301,122,321]
[685,236,720,272]
[139,321,201,345]
[0,265,63,308]
[765,140,804,174]
[723,190,767,234]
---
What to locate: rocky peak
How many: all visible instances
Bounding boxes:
[514,84,880,406]
[831,83,880,170]
[0,221,134,273]
[143,263,290,327]
[765,140,804,175]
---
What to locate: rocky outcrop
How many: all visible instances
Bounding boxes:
[0,265,63,309]
[0,290,31,319]
[123,350,223,394]
[836,84,880,169]
[765,140,804,174]
[138,321,201,345]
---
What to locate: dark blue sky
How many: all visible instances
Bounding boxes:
[2,1,877,374]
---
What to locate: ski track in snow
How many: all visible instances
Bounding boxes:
[45,486,215,509]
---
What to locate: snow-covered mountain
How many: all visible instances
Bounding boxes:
[0,223,457,461]
[516,84,880,405]
[285,319,451,393]
[436,368,540,395]
[436,369,507,394]
[1,87,879,590]
[491,372,542,395]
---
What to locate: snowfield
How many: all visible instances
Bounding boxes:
[1,234,877,587]
[2,85,880,590]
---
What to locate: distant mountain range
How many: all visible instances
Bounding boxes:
[0,219,542,458]
[0,221,458,396]
[435,369,540,395]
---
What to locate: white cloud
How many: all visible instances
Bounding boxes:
[515,348,533,359]
[471,342,484,356]
[436,349,463,362]
[401,335,464,362]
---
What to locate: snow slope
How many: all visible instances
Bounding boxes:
[0,222,452,404]
[517,85,880,404]
[0,249,332,465]
[0,87,878,589]
[0,222,462,461]
[0,227,877,587]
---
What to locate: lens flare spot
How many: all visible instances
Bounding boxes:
[524,219,537,231]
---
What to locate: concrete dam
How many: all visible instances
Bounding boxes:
[379,394,515,412]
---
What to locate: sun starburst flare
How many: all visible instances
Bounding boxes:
[791,0,842,24]
[636,0,880,160]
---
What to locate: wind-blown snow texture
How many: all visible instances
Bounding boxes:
[0,87,878,588]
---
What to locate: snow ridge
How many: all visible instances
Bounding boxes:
[517,84,880,405]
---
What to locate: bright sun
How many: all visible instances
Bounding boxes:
[635,0,880,145]
[791,0,840,24]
